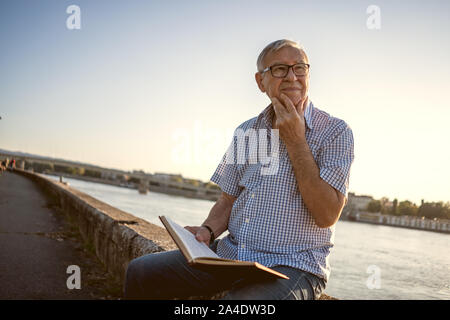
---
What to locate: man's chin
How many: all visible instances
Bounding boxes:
[283,92,303,107]
[270,91,304,107]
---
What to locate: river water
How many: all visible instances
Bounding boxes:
[45,174,450,300]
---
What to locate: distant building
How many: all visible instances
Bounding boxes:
[346,192,374,212]
[382,200,394,212]
[354,213,450,233]
[153,172,183,182]
[101,171,117,180]
[356,212,383,224]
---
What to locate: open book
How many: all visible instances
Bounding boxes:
[159,216,289,280]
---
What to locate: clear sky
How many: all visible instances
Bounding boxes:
[1,0,449,205]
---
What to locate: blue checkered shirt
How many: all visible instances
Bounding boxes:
[210,100,354,281]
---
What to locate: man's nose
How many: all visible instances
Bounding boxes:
[285,67,298,81]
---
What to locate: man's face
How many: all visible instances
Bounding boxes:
[255,46,310,111]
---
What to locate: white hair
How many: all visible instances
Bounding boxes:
[256,39,308,72]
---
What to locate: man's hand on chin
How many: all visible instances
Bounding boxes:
[270,93,307,146]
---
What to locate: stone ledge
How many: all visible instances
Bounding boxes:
[14,169,176,283]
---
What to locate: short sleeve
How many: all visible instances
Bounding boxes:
[318,123,355,197]
[210,133,242,197]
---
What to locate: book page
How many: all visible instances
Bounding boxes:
[163,216,219,260]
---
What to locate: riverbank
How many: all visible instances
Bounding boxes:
[46,172,221,202]
[47,172,449,235]
[344,211,450,234]
[0,170,122,299]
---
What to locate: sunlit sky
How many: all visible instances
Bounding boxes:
[1,0,449,204]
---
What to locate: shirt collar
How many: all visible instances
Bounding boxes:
[261,104,275,129]
[303,99,313,130]
[261,99,314,130]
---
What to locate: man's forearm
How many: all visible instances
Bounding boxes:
[285,138,343,228]
[202,192,236,237]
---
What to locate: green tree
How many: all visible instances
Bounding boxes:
[24,161,33,170]
[171,176,183,183]
[32,162,54,173]
[398,200,418,216]
[367,200,382,213]
[185,179,200,187]
[128,177,141,184]
[379,197,390,214]
[204,182,220,190]
[84,169,101,179]
[75,167,85,176]
[391,199,398,215]
[418,201,450,219]
[54,164,77,175]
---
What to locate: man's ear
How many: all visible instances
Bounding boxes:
[255,72,266,93]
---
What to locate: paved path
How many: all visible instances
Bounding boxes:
[0,171,118,299]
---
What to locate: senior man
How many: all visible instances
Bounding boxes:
[124,39,354,300]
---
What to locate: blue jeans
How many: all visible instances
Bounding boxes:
[124,245,326,300]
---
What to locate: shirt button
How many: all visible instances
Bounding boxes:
[241,244,245,249]
[245,218,249,223]
[251,193,255,198]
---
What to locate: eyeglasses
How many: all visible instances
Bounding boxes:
[261,63,310,78]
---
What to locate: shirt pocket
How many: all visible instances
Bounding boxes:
[238,164,261,191]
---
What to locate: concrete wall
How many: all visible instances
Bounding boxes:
[14,169,177,285]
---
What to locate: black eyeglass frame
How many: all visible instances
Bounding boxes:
[261,63,310,78]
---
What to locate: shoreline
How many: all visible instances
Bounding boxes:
[341,212,449,235]
[44,172,220,202]
[45,171,448,235]
[342,218,450,235]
